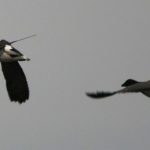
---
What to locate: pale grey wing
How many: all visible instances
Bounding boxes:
[1,62,29,103]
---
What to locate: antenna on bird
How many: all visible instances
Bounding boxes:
[10,34,36,44]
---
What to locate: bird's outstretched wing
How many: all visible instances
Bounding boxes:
[86,91,116,99]
[1,62,29,103]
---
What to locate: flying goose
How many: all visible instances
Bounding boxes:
[0,35,35,104]
[86,79,150,99]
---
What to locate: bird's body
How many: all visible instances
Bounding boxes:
[0,42,30,62]
[0,35,35,104]
[86,79,150,99]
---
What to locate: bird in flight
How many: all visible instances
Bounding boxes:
[86,79,150,99]
[0,35,35,104]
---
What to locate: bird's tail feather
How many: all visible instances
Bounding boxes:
[86,91,116,99]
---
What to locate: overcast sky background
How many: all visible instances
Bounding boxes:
[0,0,149,150]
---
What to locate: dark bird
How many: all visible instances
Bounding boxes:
[0,35,35,104]
[86,79,150,99]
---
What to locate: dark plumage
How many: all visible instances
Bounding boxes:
[86,91,116,99]
[1,62,29,103]
[86,79,150,99]
[121,79,138,87]
[0,35,35,103]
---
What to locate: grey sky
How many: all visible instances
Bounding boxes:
[0,0,149,150]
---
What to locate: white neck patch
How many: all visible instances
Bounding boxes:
[4,45,13,52]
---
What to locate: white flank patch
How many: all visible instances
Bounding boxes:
[4,45,13,52]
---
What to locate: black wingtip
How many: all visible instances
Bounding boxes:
[9,86,29,104]
[10,97,29,104]
[86,91,116,99]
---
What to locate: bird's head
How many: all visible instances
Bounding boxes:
[0,40,11,49]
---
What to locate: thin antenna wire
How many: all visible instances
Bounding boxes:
[10,34,36,44]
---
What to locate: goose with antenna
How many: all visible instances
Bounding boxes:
[0,34,35,103]
[86,79,150,99]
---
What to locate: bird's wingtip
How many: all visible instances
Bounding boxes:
[86,91,116,99]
